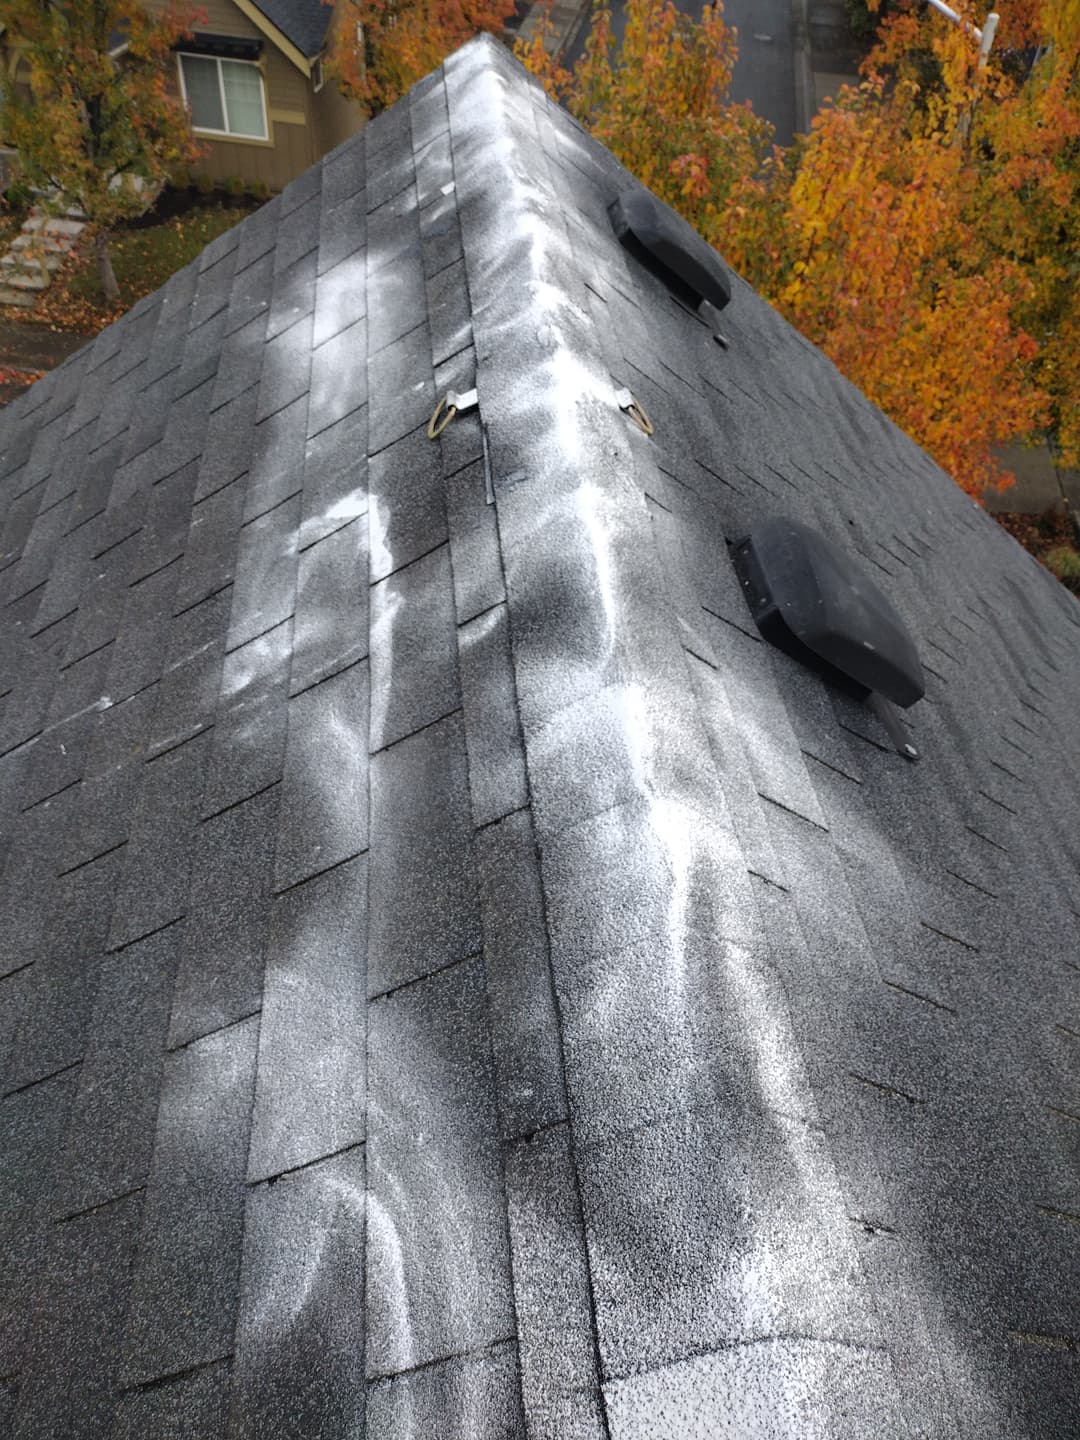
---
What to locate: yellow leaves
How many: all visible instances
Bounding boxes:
[535,0,770,249]
[539,0,1073,499]
[736,6,1063,497]
[332,0,516,113]
[1,0,203,245]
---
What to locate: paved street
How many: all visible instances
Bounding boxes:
[563,0,798,147]
[724,0,797,147]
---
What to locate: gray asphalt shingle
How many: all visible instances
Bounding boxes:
[0,33,1078,1439]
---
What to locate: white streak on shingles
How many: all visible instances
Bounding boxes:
[453,27,851,1344]
[464,603,503,645]
[647,795,693,979]
[367,489,395,590]
[367,1188,416,1374]
[440,43,1007,1429]
[368,493,402,748]
[247,1170,365,1339]
[576,480,618,664]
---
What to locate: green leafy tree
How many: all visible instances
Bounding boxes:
[0,0,204,300]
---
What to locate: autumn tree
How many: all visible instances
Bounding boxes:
[329,0,516,116]
[727,5,1051,496]
[799,0,1080,486]
[0,0,203,300]
[523,0,1073,499]
[519,0,773,253]
[963,0,1080,469]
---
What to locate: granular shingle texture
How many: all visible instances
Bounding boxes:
[1,35,1079,1439]
[249,0,331,60]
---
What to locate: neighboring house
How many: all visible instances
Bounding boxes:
[161,0,363,188]
[0,0,363,193]
[2,35,1080,1439]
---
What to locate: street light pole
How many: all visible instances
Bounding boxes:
[921,4,1000,139]
[922,1,1000,64]
[976,11,1000,70]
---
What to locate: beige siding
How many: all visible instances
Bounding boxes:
[193,123,313,190]
[158,0,318,190]
[4,0,355,193]
[179,40,317,189]
[311,0,366,155]
[145,0,262,45]
[311,75,365,156]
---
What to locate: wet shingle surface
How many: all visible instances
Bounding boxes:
[1,34,1079,1439]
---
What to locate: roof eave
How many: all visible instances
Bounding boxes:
[227,0,315,75]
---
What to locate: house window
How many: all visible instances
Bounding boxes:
[312,58,324,92]
[178,53,268,140]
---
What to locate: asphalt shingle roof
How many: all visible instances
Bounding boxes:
[1,33,1080,1438]
[247,0,332,58]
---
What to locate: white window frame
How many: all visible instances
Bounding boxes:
[177,52,269,141]
[312,57,324,92]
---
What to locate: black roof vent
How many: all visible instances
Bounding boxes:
[732,518,925,709]
[610,190,731,313]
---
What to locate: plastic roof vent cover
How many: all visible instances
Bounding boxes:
[732,518,925,708]
[610,189,732,312]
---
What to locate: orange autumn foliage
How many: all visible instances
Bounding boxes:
[524,0,1077,499]
[0,0,205,298]
[730,14,1049,496]
[966,0,1080,469]
[519,0,773,251]
[329,0,515,116]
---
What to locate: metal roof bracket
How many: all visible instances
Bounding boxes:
[428,387,478,439]
[615,387,654,436]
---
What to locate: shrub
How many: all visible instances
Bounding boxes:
[1045,546,1080,595]
[194,172,215,196]
[249,178,270,201]
[223,175,244,197]
[4,178,33,212]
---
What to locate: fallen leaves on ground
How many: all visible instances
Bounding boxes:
[993,508,1080,592]
[0,202,259,336]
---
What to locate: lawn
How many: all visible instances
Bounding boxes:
[15,199,261,333]
[69,204,258,303]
